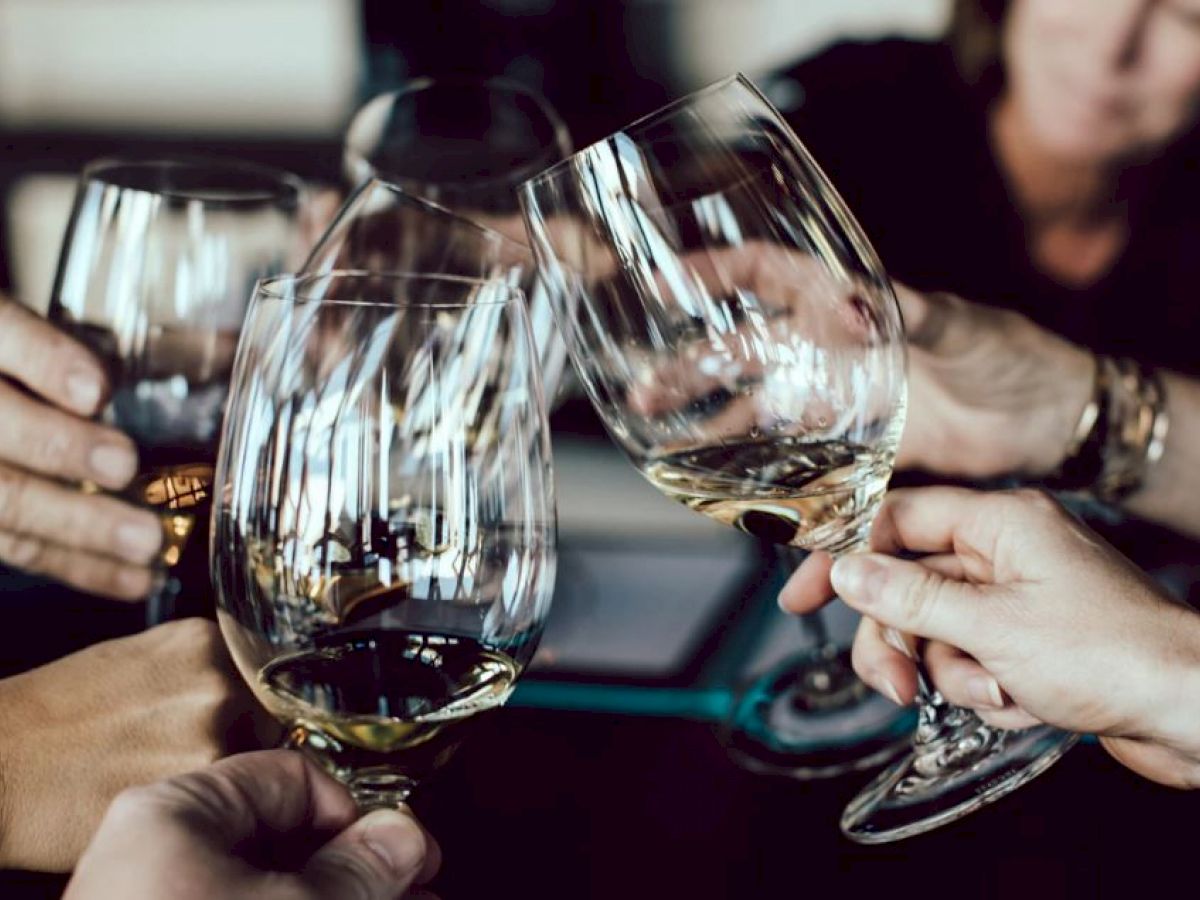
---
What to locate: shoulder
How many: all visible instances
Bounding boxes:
[773,39,960,120]
[771,39,975,181]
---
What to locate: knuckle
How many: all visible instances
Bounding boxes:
[102,783,165,830]
[0,465,30,522]
[105,563,151,599]
[1007,487,1062,520]
[892,567,938,630]
[31,422,77,474]
[0,531,47,571]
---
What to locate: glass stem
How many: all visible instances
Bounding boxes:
[144,568,181,628]
[776,545,839,661]
[815,540,1007,782]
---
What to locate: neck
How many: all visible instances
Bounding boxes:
[990,94,1126,227]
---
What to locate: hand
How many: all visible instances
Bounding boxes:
[894,286,1095,479]
[0,295,161,599]
[0,618,273,871]
[66,749,440,900]
[780,487,1200,788]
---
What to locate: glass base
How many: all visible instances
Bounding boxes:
[841,723,1079,843]
[721,649,915,780]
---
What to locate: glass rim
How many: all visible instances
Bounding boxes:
[255,269,524,309]
[81,156,306,206]
[345,75,573,191]
[355,178,534,253]
[520,72,756,191]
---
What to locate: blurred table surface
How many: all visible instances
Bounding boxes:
[2,707,1194,898]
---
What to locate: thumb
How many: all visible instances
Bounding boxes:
[831,553,983,649]
[303,808,428,900]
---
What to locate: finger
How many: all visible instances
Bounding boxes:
[831,551,993,651]
[408,817,442,886]
[157,750,359,841]
[1099,737,1200,789]
[0,462,160,563]
[974,706,1043,730]
[0,298,110,415]
[780,550,969,615]
[867,486,1041,582]
[0,381,138,489]
[0,530,153,599]
[304,808,429,900]
[778,550,835,614]
[893,286,996,357]
[850,616,918,705]
[924,641,1009,710]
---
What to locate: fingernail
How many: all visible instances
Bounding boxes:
[830,554,886,603]
[66,370,102,414]
[878,676,905,706]
[90,443,136,486]
[117,516,162,563]
[359,809,425,876]
[116,566,151,598]
[967,676,1005,709]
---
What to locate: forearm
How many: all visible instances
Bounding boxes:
[1152,602,1200,774]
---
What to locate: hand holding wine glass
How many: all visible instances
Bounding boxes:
[523,74,1080,840]
[66,750,439,900]
[780,486,1200,789]
[0,293,160,599]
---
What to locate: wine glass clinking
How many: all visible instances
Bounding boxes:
[330,77,574,404]
[303,178,570,406]
[520,74,1077,840]
[210,272,556,810]
[47,157,305,624]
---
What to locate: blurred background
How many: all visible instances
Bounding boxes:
[0,0,948,314]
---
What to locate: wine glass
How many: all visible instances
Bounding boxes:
[47,157,305,623]
[344,76,572,214]
[520,75,1077,840]
[211,272,556,810]
[303,178,569,405]
[520,77,913,782]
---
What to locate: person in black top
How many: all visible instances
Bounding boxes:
[771,0,1200,601]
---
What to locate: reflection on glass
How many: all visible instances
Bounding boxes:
[211,272,556,810]
[47,157,304,621]
[303,178,569,404]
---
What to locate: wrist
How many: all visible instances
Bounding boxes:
[1147,607,1200,773]
[1027,342,1095,477]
